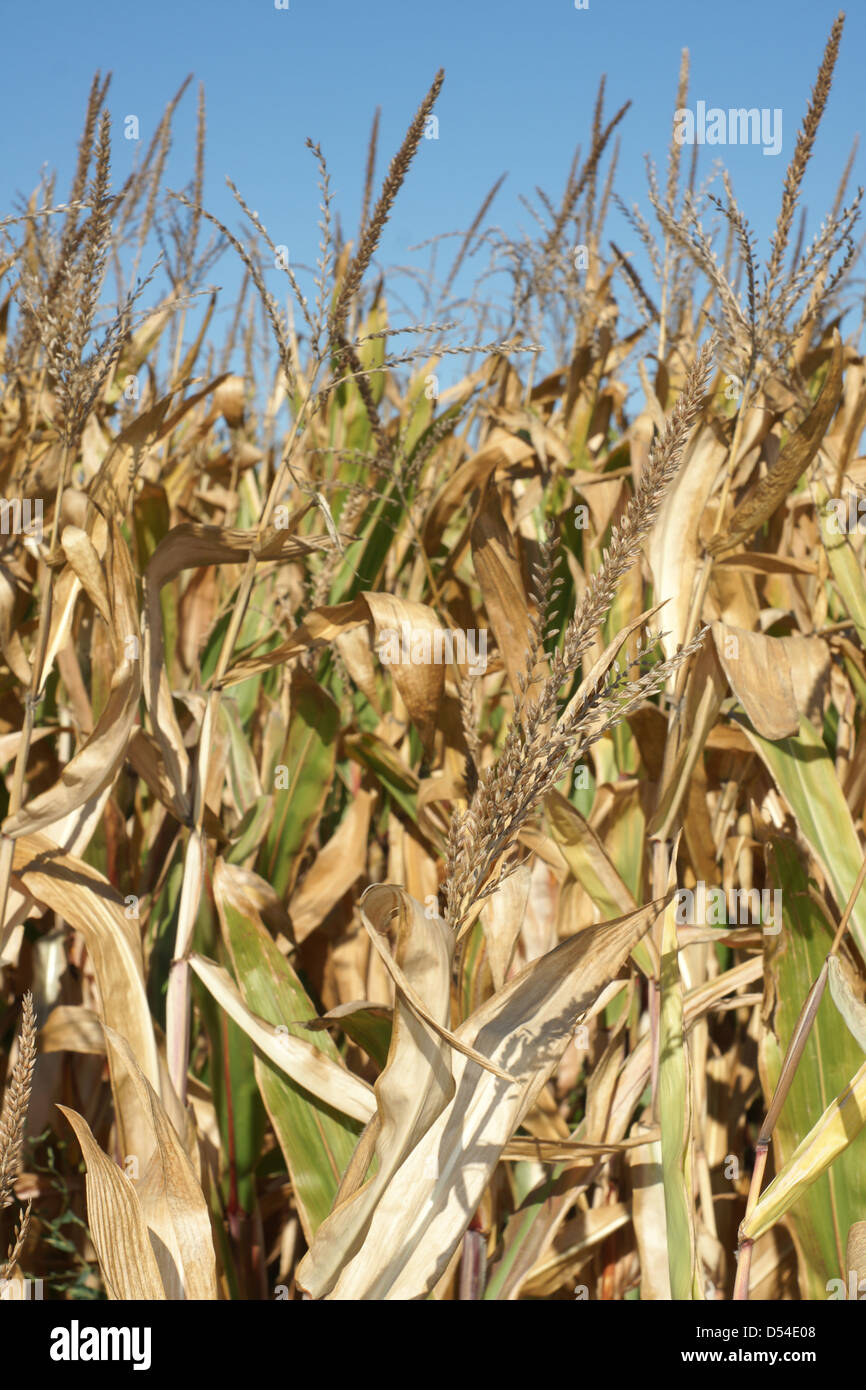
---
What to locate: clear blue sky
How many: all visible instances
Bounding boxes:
[2,0,862,384]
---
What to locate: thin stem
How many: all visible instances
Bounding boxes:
[649,838,669,1122]
[732,960,830,1300]
[0,442,73,949]
[166,362,322,1100]
[830,849,866,957]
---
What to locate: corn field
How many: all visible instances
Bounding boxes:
[2,12,866,1310]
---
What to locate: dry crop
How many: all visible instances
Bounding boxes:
[1,14,866,1302]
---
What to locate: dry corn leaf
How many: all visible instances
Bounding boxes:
[2,520,141,838]
[424,435,534,554]
[0,726,55,766]
[142,520,328,813]
[648,423,727,655]
[362,593,447,749]
[521,1202,631,1298]
[708,330,843,557]
[563,602,668,729]
[60,524,111,623]
[1,784,115,964]
[310,898,661,1299]
[224,592,448,749]
[0,562,32,685]
[225,598,367,685]
[36,564,85,699]
[479,863,530,990]
[361,897,515,1080]
[502,1132,656,1160]
[188,952,376,1124]
[288,790,375,942]
[57,1105,167,1301]
[298,884,456,1298]
[166,826,205,1092]
[102,1027,218,1300]
[90,376,230,515]
[711,622,799,740]
[778,633,831,725]
[650,638,727,839]
[608,957,764,1144]
[628,1128,673,1300]
[547,789,657,978]
[334,624,380,710]
[12,831,161,1166]
[470,481,533,696]
[39,1005,105,1055]
[547,790,637,917]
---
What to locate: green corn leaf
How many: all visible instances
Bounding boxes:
[216,862,363,1242]
[754,837,866,1295]
[742,715,866,961]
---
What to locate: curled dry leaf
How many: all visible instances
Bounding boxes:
[212,374,245,427]
[11,830,161,1166]
[302,897,661,1299]
[39,1005,105,1055]
[361,593,448,750]
[60,524,112,623]
[0,562,32,686]
[223,592,451,748]
[707,330,844,558]
[470,480,534,696]
[90,376,231,516]
[102,1027,218,1300]
[423,435,534,556]
[361,896,515,1081]
[288,789,375,942]
[647,423,727,657]
[2,519,141,839]
[711,622,799,741]
[1,783,115,965]
[142,519,330,815]
[57,1105,166,1301]
[479,862,531,991]
[298,884,455,1299]
[302,1001,393,1071]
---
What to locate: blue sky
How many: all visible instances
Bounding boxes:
[2,0,862,388]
